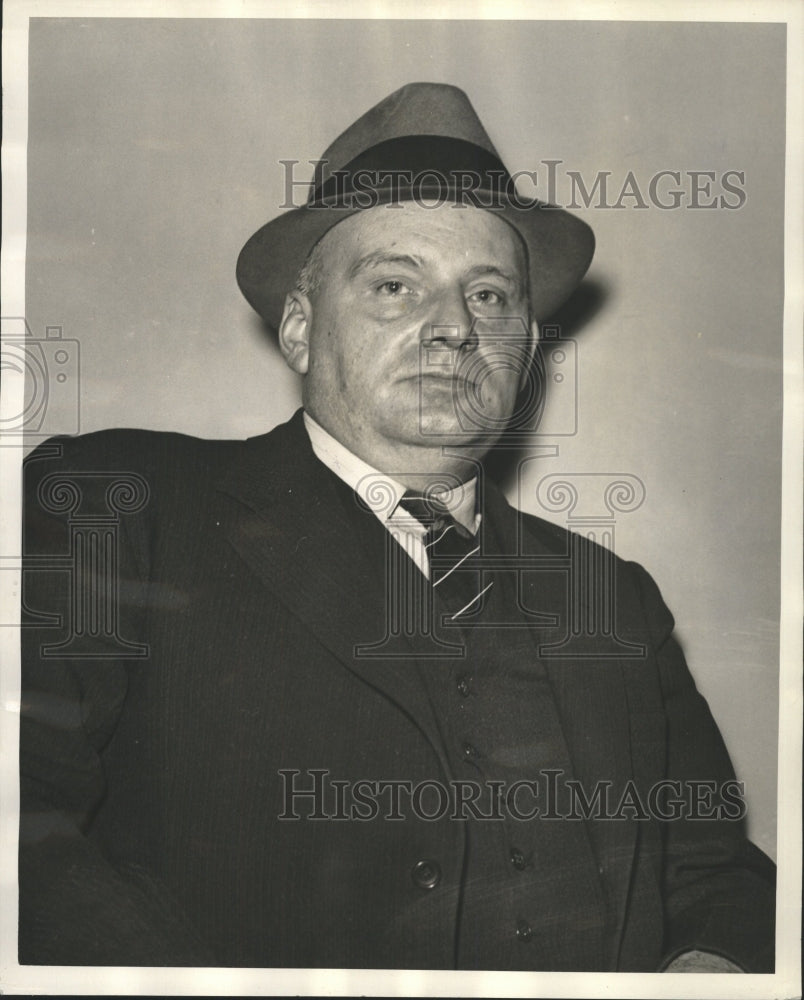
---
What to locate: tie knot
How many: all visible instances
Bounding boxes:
[397,491,475,545]
[398,491,485,618]
[397,490,451,526]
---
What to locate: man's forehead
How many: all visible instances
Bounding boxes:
[324,202,528,270]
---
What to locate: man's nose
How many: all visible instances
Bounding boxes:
[419,290,477,350]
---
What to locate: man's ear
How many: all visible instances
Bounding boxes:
[519,318,540,391]
[278,292,312,374]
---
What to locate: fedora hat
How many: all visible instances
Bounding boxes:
[236,82,594,330]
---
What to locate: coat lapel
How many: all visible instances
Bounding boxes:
[214,410,456,776]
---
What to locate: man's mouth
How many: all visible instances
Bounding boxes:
[415,371,476,386]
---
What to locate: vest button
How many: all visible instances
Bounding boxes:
[462,741,479,761]
[411,859,441,890]
[456,675,472,697]
[510,847,527,871]
[516,919,533,942]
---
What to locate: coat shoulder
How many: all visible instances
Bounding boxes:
[25,426,245,477]
[517,504,630,567]
[514,503,671,634]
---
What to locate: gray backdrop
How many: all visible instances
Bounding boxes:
[25,18,785,858]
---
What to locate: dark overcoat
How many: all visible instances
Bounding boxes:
[19,410,775,970]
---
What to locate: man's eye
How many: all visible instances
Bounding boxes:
[376,280,412,296]
[469,289,504,305]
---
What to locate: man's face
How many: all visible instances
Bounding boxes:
[279,202,536,468]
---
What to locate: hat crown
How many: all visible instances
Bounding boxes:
[314,82,498,192]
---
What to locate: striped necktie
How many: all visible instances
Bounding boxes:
[398,491,493,621]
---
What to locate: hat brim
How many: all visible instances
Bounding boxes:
[236,195,594,333]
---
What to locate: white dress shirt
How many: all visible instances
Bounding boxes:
[303,411,479,579]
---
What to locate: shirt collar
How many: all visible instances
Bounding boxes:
[302,411,479,533]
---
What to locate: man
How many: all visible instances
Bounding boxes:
[20,83,775,971]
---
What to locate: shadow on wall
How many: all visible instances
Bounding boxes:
[485,277,610,492]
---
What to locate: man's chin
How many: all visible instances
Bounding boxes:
[391,414,501,451]
[375,393,509,451]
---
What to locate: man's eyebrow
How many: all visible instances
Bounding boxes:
[348,251,424,280]
[464,264,524,290]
